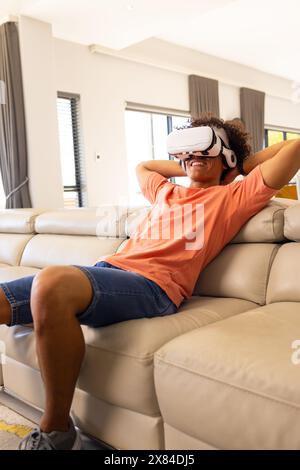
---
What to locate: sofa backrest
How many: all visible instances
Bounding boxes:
[0,198,298,306]
[0,209,44,266]
[266,204,300,304]
[20,208,128,268]
[192,200,291,304]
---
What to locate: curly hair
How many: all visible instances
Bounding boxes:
[176,112,252,181]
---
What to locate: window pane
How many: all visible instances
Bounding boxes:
[125,110,153,201]
[172,116,190,129]
[171,116,191,188]
[286,132,300,185]
[57,94,85,208]
[267,130,284,146]
[265,129,300,187]
[286,132,300,140]
[57,97,77,187]
[152,114,169,160]
[63,191,79,208]
[125,110,191,205]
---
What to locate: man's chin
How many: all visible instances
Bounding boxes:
[188,171,213,181]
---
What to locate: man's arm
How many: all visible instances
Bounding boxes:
[245,139,300,190]
[136,159,186,191]
[221,139,300,189]
[242,138,300,189]
[243,139,296,175]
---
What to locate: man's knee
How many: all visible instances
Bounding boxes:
[31,266,93,325]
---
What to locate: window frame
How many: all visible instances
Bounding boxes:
[264,127,300,186]
[57,91,84,207]
[125,107,192,205]
[264,127,300,147]
[125,106,190,181]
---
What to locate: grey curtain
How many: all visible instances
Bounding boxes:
[240,87,265,154]
[189,75,220,118]
[0,22,32,208]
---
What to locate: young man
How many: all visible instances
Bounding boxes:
[0,114,299,450]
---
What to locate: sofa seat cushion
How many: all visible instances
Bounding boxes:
[1,296,256,417]
[154,302,300,450]
[0,266,40,282]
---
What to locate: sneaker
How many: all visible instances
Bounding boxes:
[18,417,82,450]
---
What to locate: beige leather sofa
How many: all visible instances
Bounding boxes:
[0,199,300,450]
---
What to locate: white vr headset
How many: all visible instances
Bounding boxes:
[166,126,237,169]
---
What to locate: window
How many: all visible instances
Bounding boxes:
[265,128,300,147]
[57,93,86,207]
[264,128,300,183]
[125,109,190,205]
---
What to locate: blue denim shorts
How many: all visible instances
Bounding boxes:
[0,261,178,328]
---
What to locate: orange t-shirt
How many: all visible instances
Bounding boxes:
[102,165,279,308]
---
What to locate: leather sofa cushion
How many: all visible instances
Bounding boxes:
[125,207,150,238]
[0,234,34,266]
[20,234,125,268]
[0,266,40,282]
[1,296,256,416]
[284,204,300,241]
[266,243,300,304]
[231,201,286,243]
[0,209,44,234]
[115,238,130,253]
[193,243,280,304]
[154,302,300,449]
[35,207,128,238]
[125,201,288,243]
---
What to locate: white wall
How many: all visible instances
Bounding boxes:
[54,38,300,206]
[265,95,300,130]
[53,39,190,207]
[19,16,63,208]
[118,37,297,101]
[18,18,300,207]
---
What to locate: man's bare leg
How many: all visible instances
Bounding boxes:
[0,288,12,325]
[29,266,93,433]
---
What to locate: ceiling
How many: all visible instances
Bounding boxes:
[1,0,299,81]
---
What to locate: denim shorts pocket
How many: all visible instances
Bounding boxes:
[138,276,165,299]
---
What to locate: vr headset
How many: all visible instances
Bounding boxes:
[166,125,237,169]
